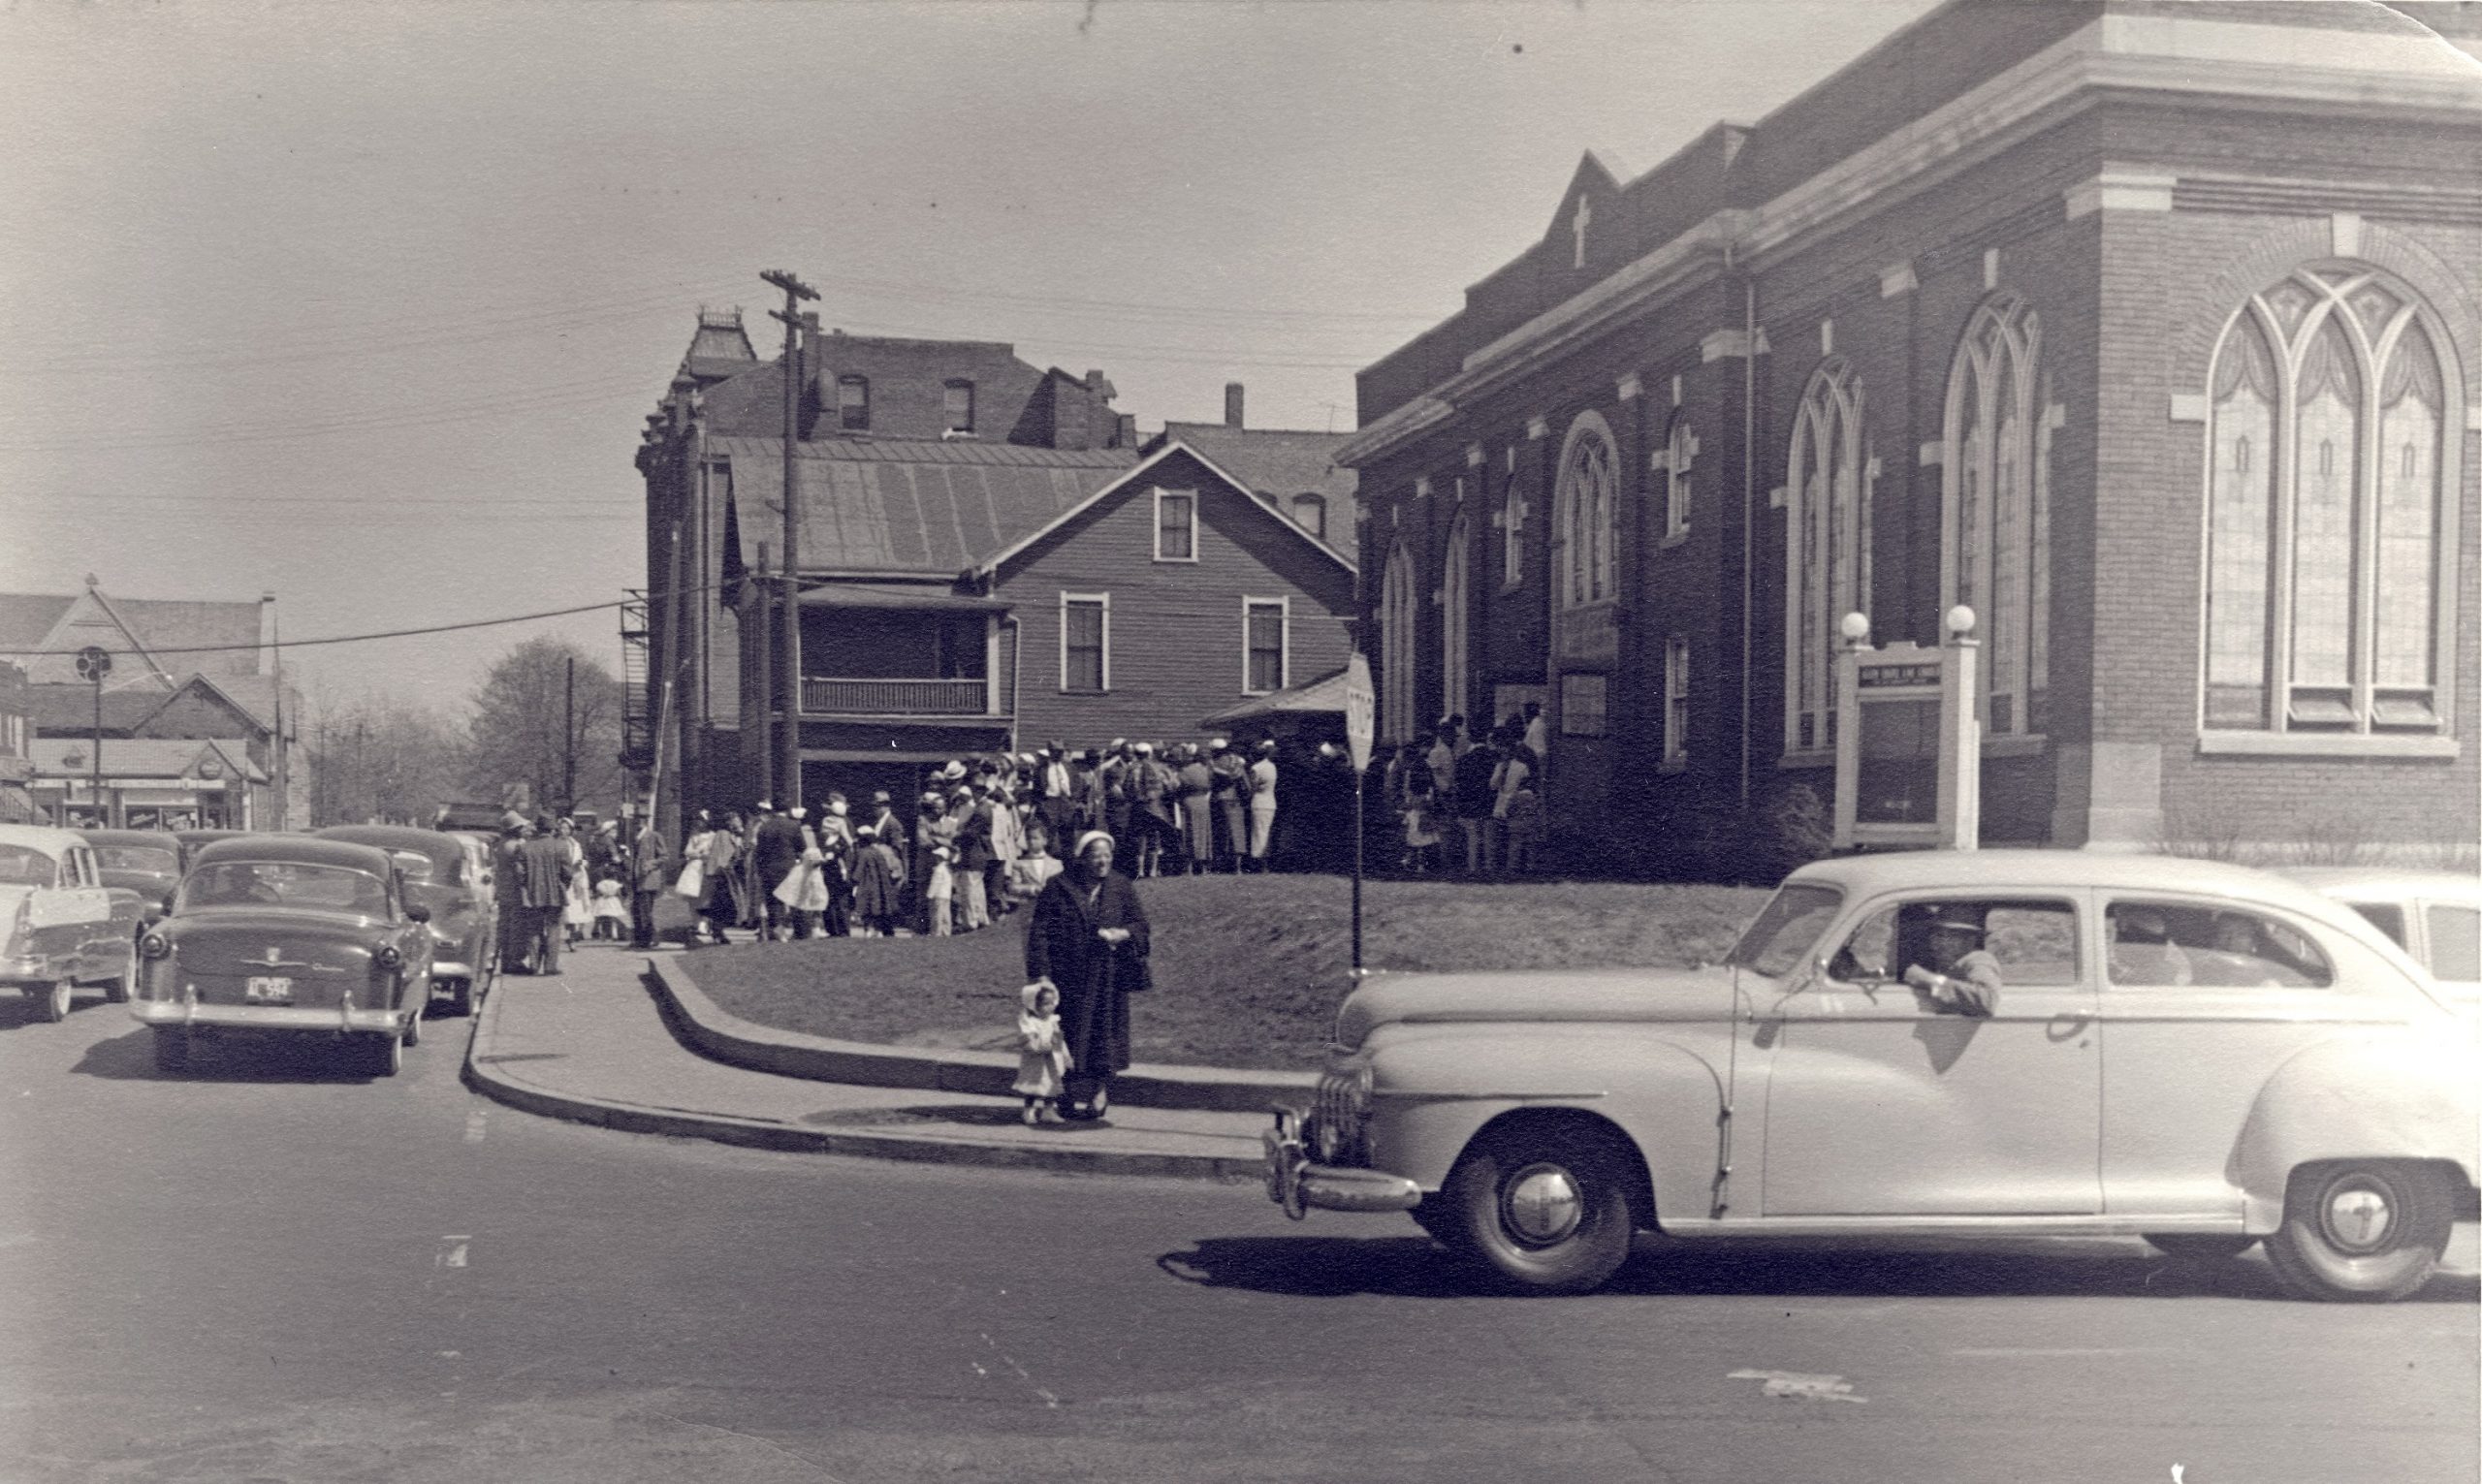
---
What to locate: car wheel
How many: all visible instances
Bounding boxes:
[40,977,73,1024]
[448,977,473,1017]
[152,1027,190,1073]
[2144,1234,2259,1262]
[106,957,135,1005]
[1444,1124,1638,1295]
[2262,1161,2451,1303]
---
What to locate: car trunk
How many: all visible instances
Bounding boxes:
[162,911,377,1010]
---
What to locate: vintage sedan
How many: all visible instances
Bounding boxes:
[130,836,434,1076]
[0,825,144,1021]
[1266,851,2479,1302]
[2278,866,2480,1003]
[316,825,495,1015]
[79,828,186,915]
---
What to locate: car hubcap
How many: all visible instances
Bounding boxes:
[1502,1163,1584,1246]
[2319,1175,2398,1254]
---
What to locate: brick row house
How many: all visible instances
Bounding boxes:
[1343,0,2480,874]
[0,582,299,829]
[637,318,1356,828]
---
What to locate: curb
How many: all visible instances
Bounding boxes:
[649,954,1316,1115]
[459,972,1270,1183]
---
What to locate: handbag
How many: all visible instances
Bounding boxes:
[673,858,707,899]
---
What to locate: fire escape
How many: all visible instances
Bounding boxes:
[618,591,653,781]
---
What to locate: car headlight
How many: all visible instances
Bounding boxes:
[139,932,173,961]
[375,944,403,971]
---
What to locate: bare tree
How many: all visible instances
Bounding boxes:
[463,635,624,817]
[302,690,465,827]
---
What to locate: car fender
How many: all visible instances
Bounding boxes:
[1363,1025,1726,1212]
[2227,1030,2482,1229]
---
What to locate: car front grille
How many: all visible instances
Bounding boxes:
[1309,1064,1373,1166]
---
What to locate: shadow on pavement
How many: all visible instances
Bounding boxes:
[799,1103,1030,1129]
[68,1026,390,1084]
[1159,1233,2482,1303]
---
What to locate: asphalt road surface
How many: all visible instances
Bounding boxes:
[5,979,2474,1484]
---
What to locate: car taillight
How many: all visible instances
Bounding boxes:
[375,944,403,971]
[139,932,172,960]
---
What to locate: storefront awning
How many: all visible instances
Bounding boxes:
[797,582,1008,613]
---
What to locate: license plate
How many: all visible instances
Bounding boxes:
[244,975,293,1003]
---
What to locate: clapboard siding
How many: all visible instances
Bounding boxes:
[997,449,1354,746]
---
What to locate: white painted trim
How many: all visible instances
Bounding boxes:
[1152,487,1199,563]
[1241,595,1290,696]
[2196,731,2459,759]
[2063,167,2177,218]
[971,437,1354,580]
[1059,591,1110,694]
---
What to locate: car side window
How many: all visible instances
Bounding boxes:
[2346,901,2408,949]
[2108,899,2332,989]
[2427,904,2479,982]
[1827,899,2079,988]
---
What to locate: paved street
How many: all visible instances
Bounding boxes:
[2,955,2473,1484]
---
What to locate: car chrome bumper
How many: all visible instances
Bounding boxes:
[130,998,408,1035]
[430,959,473,983]
[1263,1108,1421,1219]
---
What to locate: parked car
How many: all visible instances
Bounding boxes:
[315,824,494,1015]
[1265,850,2479,1302]
[78,828,186,915]
[2277,867,2480,1003]
[0,824,144,1021]
[174,828,251,858]
[130,836,434,1076]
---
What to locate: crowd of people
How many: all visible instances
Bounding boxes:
[622,736,1291,949]
[1377,704,1549,879]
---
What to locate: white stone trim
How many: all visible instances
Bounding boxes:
[1819,319,1834,357]
[2467,403,2482,433]
[2063,167,2177,218]
[1918,441,1942,467]
[1526,416,1549,441]
[1414,477,1432,499]
[2196,731,2460,760]
[1465,443,1486,467]
[1983,248,2001,291]
[2169,393,2208,423]
[1879,260,1918,298]
[2331,210,2364,257]
[1767,485,1788,510]
[1618,372,1643,401]
[1701,329,1753,363]
[1671,373,1684,407]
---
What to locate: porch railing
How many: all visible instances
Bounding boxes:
[800,677,992,716]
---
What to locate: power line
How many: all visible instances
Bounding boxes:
[0,583,725,660]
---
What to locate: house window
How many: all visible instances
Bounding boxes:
[1664,414,1696,539]
[1942,296,2049,737]
[1664,635,1690,764]
[1502,474,1525,588]
[1155,489,1197,562]
[1060,593,1108,693]
[1440,512,1470,722]
[942,379,974,433]
[1559,673,1607,737]
[2205,266,2454,736]
[838,376,870,431]
[1291,493,1326,539]
[1380,541,1416,742]
[1244,598,1289,695]
[1786,360,1869,754]
[1555,416,1618,608]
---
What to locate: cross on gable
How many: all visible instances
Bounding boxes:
[1571,196,1592,269]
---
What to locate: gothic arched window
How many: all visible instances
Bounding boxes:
[1380,539,1417,744]
[1441,512,1471,725]
[1942,296,2049,736]
[2206,266,2453,735]
[1555,415,1618,609]
[1784,361,1868,753]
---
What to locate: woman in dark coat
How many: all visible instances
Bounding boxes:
[1024,830,1151,1121]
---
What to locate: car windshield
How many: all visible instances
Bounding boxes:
[1728,883,1843,977]
[180,862,390,916]
[95,844,179,874]
[0,844,57,887]
[385,849,441,883]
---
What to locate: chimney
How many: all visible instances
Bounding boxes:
[1225,382,1245,429]
[258,592,277,678]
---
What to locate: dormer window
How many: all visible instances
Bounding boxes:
[838,375,870,431]
[1290,493,1326,539]
[1155,489,1197,562]
[943,379,975,433]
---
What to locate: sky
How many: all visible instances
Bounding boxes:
[0,0,1946,722]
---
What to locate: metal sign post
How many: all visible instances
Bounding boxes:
[77,646,111,829]
[1342,652,1375,973]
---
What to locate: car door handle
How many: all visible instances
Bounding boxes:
[2045,1013,2092,1045]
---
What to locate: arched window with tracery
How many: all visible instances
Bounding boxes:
[2205,266,2455,736]
[1380,539,1417,744]
[1784,361,1869,753]
[1942,296,2049,736]
[1555,414,1618,609]
[1441,512,1470,724]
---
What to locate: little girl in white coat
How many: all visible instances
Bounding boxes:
[1012,981,1072,1125]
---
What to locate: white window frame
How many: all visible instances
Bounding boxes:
[1939,295,2049,738]
[1553,413,1619,611]
[2196,264,2463,750]
[1242,596,1289,696]
[1664,634,1690,766]
[1785,360,1869,756]
[942,379,974,433]
[1153,488,1198,563]
[837,375,870,431]
[1380,541,1416,743]
[1663,414,1696,541]
[1291,493,1326,539]
[1501,474,1525,590]
[1441,512,1470,723]
[1059,591,1110,694]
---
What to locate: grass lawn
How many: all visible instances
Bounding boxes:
[684,873,1772,1072]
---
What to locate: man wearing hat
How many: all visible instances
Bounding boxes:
[750,800,807,942]
[1207,737,1248,873]
[1037,744,1076,855]
[1901,907,2002,1017]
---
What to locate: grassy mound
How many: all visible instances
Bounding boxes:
[686,874,1769,1072]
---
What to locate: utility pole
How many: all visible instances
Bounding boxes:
[761,268,818,810]
[563,654,577,815]
[752,540,774,808]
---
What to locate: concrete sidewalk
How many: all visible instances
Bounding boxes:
[460,943,1274,1181]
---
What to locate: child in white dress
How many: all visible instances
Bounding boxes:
[1012,981,1071,1125]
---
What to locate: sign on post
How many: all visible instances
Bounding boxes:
[1831,611,1981,852]
[1342,652,1375,774]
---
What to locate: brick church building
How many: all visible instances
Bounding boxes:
[1342,0,2479,873]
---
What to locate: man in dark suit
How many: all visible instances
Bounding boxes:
[750,801,807,942]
